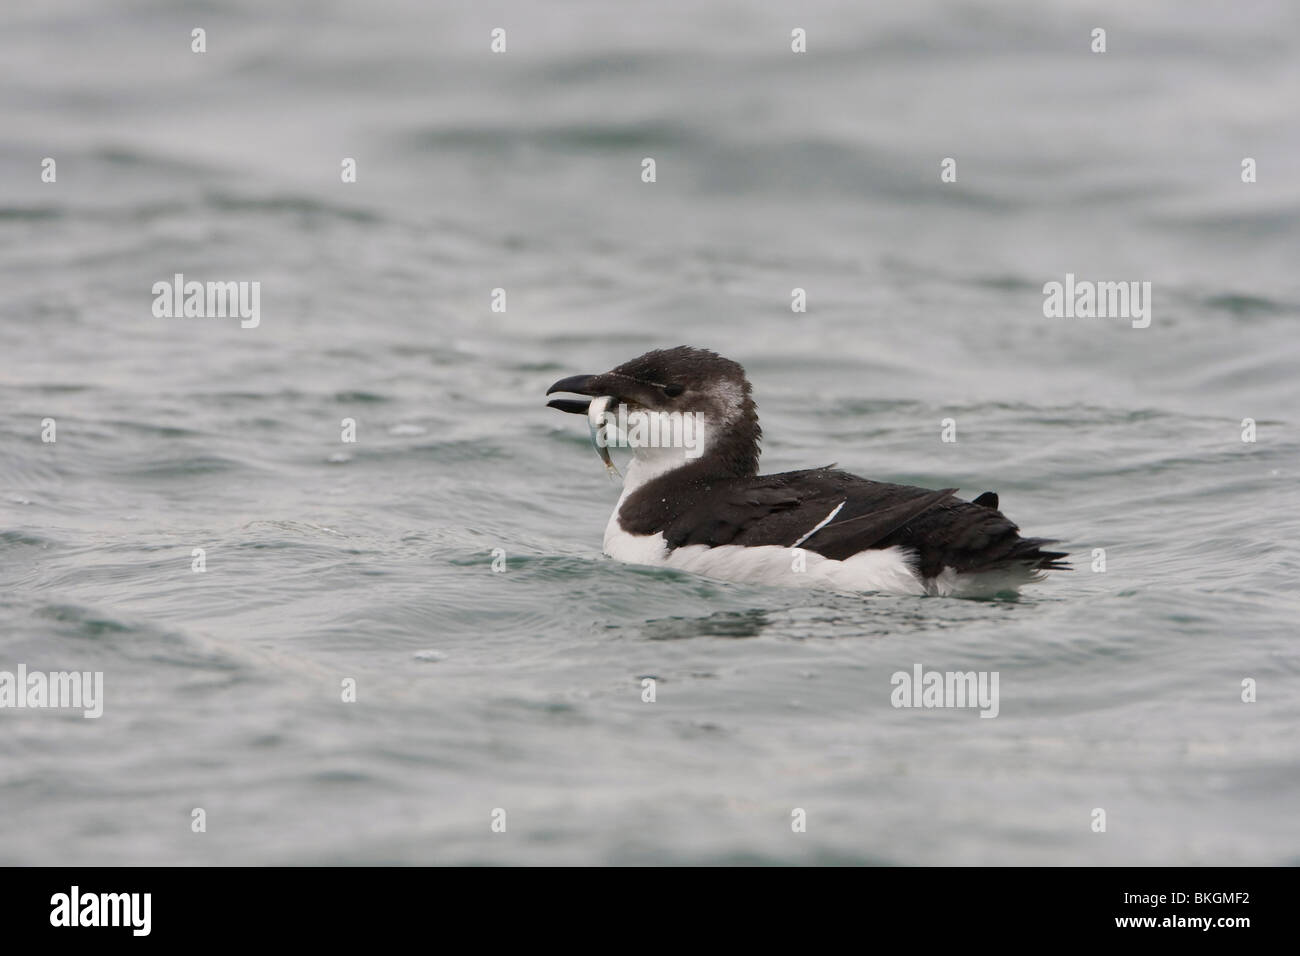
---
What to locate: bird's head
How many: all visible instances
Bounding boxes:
[546,346,761,479]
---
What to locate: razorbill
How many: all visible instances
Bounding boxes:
[547,346,1068,597]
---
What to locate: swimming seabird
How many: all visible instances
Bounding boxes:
[547,346,1068,597]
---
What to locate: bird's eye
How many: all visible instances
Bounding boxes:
[663,383,684,397]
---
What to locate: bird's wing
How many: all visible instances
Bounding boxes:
[628,468,1066,577]
[644,468,946,550]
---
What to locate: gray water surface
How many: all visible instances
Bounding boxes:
[2,0,1298,865]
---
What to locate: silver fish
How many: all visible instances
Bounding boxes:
[586,394,621,478]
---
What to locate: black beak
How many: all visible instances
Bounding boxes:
[545,370,659,414]
[546,374,602,397]
[546,373,602,415]
[546,398,591,415]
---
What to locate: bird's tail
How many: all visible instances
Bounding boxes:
[1007,537,1070,571]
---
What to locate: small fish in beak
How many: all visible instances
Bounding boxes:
[587,395,620,478]
[546,373,626,479]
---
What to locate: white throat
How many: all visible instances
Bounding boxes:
[599,406,715,494]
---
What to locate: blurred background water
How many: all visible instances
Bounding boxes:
[1,0,1298,865]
